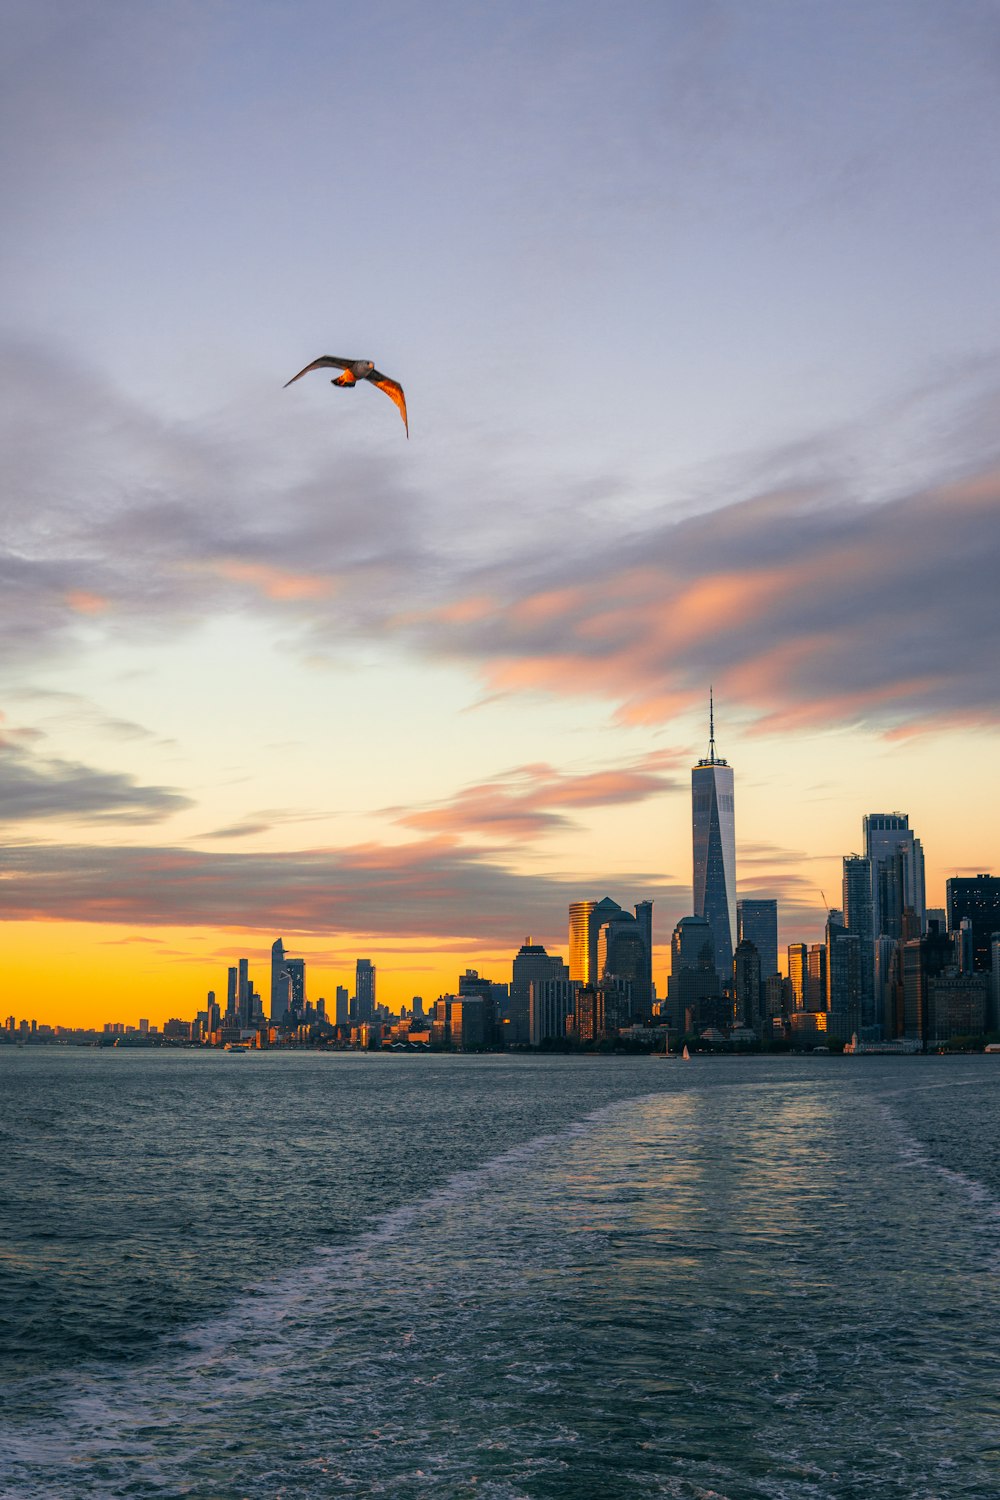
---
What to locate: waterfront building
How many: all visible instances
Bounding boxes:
[875,935,903,1037]
[787,943,807,1010]
[572,978,630,1044]
[511,941,568,1045]
[928,973,988,1042]
[946,874,1000,973]
[826,914,862,1038]
[902,923,953,1044]
[530,976,578,1045]
[692,693,737,977]
[806,943,827,1012]
[451,996,490,1050]
[458,969,499,1045]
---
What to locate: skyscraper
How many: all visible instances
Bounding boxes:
[733,938,762,1030]
[237,957,250,1027]
[597,916,651,1020]
[568,897,624,984]
[285,958,306,1018]
[737,899,778,981]
[511,940,568,1044]
[692,692,736,978]
[863,813,926,935]
[946,874,1000,972]
[271,938,290,1025]
[787,942,807,1010]
[356,959,376,1022]
[842,855,876,1031]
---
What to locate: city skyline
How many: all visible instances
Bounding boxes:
[3,4,1000,1028]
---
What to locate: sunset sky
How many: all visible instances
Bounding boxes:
[3,1,1000,1027]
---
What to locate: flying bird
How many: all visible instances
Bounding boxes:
[284,356,408,436]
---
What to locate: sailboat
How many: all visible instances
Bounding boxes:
[681,1043,691,1060]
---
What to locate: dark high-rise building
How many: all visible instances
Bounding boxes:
[458,970,498,1045]
[572,979,630,1044]
[237,957,250,1027]
[928,973,988,1042]
[335,985,350,1026]
[597,914,652,1021]
[842,855,876,1031]
[737,899,778,982]
[284,960,305,1020]
[511,941,568,1045]
[902,923,953,1043]
[692,693,736,978]
[226,965,238,1022]
[530,976,578,1046]
[826,914,862,1036]
[946,874,1000,973]
[667,915,724,1033]
[733,939,761,1030]
[451,997,490,1050]
[355,959,376,1022]
[634,900,654,1004]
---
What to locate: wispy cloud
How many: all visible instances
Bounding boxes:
[3,339,1000,740]
[0,717,189,825]
[389,749,686,842]
[1,836,684,945]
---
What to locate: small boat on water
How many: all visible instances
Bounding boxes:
[224,1042,250,1052]
[682,1044,691,1060]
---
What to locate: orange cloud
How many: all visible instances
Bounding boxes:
[65,589,109,615]
[208,560,334,602]
[392,750,685,842]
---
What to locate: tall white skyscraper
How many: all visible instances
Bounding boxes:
[691,692,737,978]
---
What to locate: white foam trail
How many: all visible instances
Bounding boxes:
[0,1088,672,1496]
[177,1088,659,1355]
[878,1102,1000,1232]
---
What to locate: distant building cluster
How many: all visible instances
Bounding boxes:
[7,702,1000,1054]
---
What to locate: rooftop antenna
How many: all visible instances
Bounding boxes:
[708,685,716,762]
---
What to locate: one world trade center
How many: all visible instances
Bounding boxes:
[691,692,737,978]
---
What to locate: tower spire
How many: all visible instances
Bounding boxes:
[709,685,716,762]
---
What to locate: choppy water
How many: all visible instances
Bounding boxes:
[1,1051,999,1498]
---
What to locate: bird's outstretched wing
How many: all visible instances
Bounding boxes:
[369,369,409,436]
[283,356,353,387]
